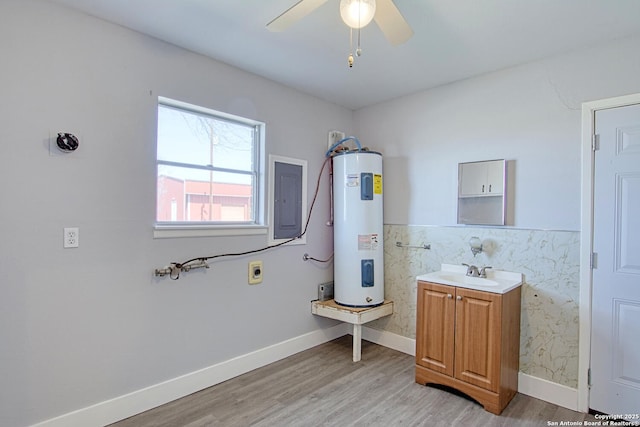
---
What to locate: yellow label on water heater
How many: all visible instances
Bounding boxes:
[374,174,382,194]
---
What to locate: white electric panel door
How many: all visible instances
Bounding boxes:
[333,151,384,307]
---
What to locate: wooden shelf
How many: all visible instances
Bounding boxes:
[311,299,393,362]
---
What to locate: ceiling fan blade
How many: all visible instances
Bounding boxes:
[373,0,414,45]
[266,0,330,32]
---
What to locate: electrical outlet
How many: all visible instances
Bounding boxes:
[328,130,345,150]
[248,260,263,285]
[63,227,79,248]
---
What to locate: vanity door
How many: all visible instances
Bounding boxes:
[416,281,455,376]
[453,287,501,392]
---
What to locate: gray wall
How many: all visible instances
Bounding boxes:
[354,34,640,230]
[353,30,640,391]
[3,0,640,425]
[0,1,350,425]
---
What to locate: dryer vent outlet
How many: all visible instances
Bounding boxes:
[249,261,263,285]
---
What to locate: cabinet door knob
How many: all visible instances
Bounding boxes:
[447,294,453,299]
[456,295,463,301]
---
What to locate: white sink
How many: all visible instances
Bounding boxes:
[417,264,522,294]
[437,273,499,287]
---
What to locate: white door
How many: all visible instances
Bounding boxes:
[590,103,640,422]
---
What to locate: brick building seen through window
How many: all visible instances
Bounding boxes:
[157,176,252,222]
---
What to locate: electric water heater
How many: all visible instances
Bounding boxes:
[333,150,384,307]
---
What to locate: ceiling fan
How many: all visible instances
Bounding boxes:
[266,0,414,46]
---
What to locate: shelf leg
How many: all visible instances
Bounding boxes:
[353,323,362,362]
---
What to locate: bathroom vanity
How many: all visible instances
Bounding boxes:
[415,264,522,415]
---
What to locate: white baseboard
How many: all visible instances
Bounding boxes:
[31,324,349,427]
[32,324,580,427]
[517,372,578,411]
[360,327,580,412]
[362,326,416,356]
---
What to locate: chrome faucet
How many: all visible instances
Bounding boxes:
[463,264,492,278]
[462,263,480,277]
[479,266,492,278]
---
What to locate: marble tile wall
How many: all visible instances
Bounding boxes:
[369,224,580,389]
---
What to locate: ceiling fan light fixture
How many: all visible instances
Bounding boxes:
[339,0,376,29]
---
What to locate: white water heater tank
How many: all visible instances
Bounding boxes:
[333,150,384,307]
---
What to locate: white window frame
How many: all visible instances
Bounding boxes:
[154,97,266,238]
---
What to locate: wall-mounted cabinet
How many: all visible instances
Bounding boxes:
[459,160,504,196]
[457,159,506,225]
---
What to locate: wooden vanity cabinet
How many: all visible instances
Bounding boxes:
[415,280,521,415]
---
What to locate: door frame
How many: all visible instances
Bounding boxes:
[578,92,640,413]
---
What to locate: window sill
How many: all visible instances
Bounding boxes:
[154,225,268,239]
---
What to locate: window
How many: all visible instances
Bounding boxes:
[156,97,264,232]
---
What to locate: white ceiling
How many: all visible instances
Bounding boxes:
[50,0,640,110]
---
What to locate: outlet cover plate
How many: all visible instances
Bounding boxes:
[64,227,79,248]
[249,260,263,284]
[327,130,345,150]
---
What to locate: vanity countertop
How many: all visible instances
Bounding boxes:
[417,263,522,294]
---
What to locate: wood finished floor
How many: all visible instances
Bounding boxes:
[110,336,597,427]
